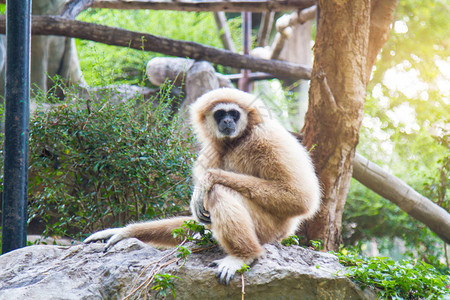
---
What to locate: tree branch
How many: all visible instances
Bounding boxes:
[0,15,311,80]
[213,12,235,52]
[365,0,399,83]
[353,153,450,244]
[60,0,95,19]
[89,0,316,12]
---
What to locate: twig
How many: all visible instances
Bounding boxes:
[122,239,187,300]
[445,242,449,268]
[241,273,246,300]
[314,69,341,113]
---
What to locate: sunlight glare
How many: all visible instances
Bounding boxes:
[394,20,408,34]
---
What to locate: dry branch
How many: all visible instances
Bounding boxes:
[61,0,95,19]
[214,12,235,52]
[257,11,275,47]
[0,15,311,80]
[270,6,316,59]
[89,0,316,12]
[353,153,450,244]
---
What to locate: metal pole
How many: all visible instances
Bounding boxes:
[2,0,31,254]
[238,11,252,92]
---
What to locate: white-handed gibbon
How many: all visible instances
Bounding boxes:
[84,88,321,285]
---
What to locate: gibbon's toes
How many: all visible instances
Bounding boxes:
[213,256,246,285]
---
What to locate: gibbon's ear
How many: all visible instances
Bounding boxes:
[190,88,265,144]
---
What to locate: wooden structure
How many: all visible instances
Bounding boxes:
[0,0,447,245]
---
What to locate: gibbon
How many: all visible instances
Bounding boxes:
[84,88,321,285]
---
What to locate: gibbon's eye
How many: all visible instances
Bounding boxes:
[228,110,240,122]
[214,110,226,123]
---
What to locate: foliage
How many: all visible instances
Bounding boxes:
[237,263,250,274]
[335,249,450,299]
[281,235,324,251]
[172,220,216,246]
[344,0,449,260]
[281,235,300,247]
[18,82,196,239]
[76,9,242,86]
[151,273,180,298]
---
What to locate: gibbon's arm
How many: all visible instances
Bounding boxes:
[204,169,312,218]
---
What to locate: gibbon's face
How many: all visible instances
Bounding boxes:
[210,103,247,139]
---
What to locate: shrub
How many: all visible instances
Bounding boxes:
[335,249,450,299]
[25,83,196,239]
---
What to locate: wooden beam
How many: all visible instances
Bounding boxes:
[353,153,450,244]
[213,12,235,52]
[89,0,316,12]
[0,15,311,80]
[60,0,95,19]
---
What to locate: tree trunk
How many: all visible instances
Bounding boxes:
[302,0,398,251]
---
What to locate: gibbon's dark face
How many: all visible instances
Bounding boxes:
[214,109,241,136]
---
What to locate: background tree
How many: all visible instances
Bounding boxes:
[344,0,449,259]
[302,0,399,251]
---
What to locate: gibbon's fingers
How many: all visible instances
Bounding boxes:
[213,256,247,285]
[84,228,122,244]
[103,231,129,252]
[197,204,211,224]
[84,228,129,252]
[191,186,211,224]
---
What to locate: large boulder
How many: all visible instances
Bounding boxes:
[0,239,375,299]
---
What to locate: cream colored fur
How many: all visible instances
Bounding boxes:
[85,88,321,285]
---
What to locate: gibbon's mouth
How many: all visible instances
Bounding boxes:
[219,127,236,136]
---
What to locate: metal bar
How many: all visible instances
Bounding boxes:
[2,0,31,254]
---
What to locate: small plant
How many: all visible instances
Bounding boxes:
[151,273,180,298]
[172,220,216,246]
[176,246,192,259]
[309,240,324,251]
[237,263,250,274]
[281,235,300,246]
[335,249,450,299]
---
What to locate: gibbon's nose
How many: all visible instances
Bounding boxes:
[224,119,233,126]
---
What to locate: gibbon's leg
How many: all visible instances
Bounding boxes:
[204,169,314,217]
[84,216,193,251]
[207,184,264,284]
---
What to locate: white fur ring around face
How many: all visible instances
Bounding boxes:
[211,255,249,285]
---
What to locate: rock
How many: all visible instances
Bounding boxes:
[146,57,233,118]
[86,84,156,104]
[0,239,375,300]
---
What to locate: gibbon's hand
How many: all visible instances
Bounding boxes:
[191,185,211,224]
[83,228,129,252]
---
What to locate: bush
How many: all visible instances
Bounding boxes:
[25,83,196,239]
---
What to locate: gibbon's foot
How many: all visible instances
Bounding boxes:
[209,256,249,285]
[83,228,128,252]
